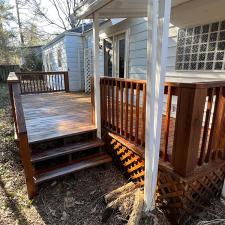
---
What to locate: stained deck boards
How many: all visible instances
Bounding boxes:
[21,92,95,143]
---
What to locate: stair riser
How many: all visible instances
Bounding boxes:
[30,130,97,154]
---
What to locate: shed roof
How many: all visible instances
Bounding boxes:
[42,20,110,50]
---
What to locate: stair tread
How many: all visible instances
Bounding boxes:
[34,152,112,184]
[31,138,105,163]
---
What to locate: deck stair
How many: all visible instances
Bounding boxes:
[29,130,111,186]
[34,152,111,184]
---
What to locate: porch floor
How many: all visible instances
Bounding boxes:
[21,92,95,143]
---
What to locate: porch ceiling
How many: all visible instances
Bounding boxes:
[74,0,191,19]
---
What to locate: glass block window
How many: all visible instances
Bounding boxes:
[176,21,225,71]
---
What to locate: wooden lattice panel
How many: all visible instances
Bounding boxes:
[102,129,225,225]
[102,130,145,185]
[157,163,225,224]
[84,48,93,94]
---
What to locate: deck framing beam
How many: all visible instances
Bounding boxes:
[144,0,171,211]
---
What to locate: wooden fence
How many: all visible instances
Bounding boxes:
[16,71,69,94]
[0,65,20,82]
[100,77,225,177]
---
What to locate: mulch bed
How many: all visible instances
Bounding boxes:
[0,82,225,225]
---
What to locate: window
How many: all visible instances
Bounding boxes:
[176,21,225,71]
[57,48,62,68]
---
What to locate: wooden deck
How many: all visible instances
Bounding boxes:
[21,92,95,143]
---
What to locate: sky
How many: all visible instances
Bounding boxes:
[9,0,69,38]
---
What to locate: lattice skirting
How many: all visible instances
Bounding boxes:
[102,129,225,225]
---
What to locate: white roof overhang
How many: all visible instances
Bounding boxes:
[75,0,225,28]
[74,0,191,19]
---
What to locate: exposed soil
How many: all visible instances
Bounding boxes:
[0,82,225,225]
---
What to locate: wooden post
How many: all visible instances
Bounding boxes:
[222,180,225,198]
[19,132,37,198]
[64,72,69,92]
[172,86,207,177]
[144,0,171,211]
[93,12,101,138]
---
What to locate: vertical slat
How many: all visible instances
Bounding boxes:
[116,80,119,134]
[135,83,140,144]
[25,76,28,93]
[33,75,36,93]
[129,82,134,141]
[205,87,221,162]
[36,75,39,92]
[141,83,146,146]
[102,78,106,126]
[120,81,124,136]
[125,81,129,138]
[198,88,213,165]
[107,79,111,128]
[111,79,115,130]
[60,74,64,91]
[56,74,59,91]
[100,78,104,125]
[162,85,172,161]
[105,80,109,127]
[64,72,69,92]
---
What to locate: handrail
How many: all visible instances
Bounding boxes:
[100,76,225,178]
[16,71,69,94]
[7,72,37,198]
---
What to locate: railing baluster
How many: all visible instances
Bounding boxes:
[199,88,213,165]
[135,83,140,144]
[125,81,129,138]
[205,87,221,162]
[141,83,146,146]
[130,82,134,141]
[111,79,115,130]
[116,80,119,134]
[163,86,172,161]
[107,79,111,128]
[120,81,124,136]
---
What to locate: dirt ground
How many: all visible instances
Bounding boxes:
[0,82,225,225]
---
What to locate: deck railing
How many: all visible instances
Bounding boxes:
[16,71,69,94]
[100,77,146,146]
[100,77,225,177]
[7,72,36,198]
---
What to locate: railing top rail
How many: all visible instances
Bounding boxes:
[12,83,27,134]
[100,76,146,84]
[100,76,225,89]
[7,72,20,83]
[16,71,68,75]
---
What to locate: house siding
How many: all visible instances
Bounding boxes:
[64,34,84,91]
[101,18,178,80]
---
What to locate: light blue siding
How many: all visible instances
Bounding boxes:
[42,32,84,91]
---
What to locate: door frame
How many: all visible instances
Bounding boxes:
[102,29,130,78]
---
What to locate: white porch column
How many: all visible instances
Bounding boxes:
[93,12,101,138]
[144,0,171,211]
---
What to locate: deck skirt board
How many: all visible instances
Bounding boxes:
[21,92,95,143]
[31,138,104,163]
[34,153,112,184]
